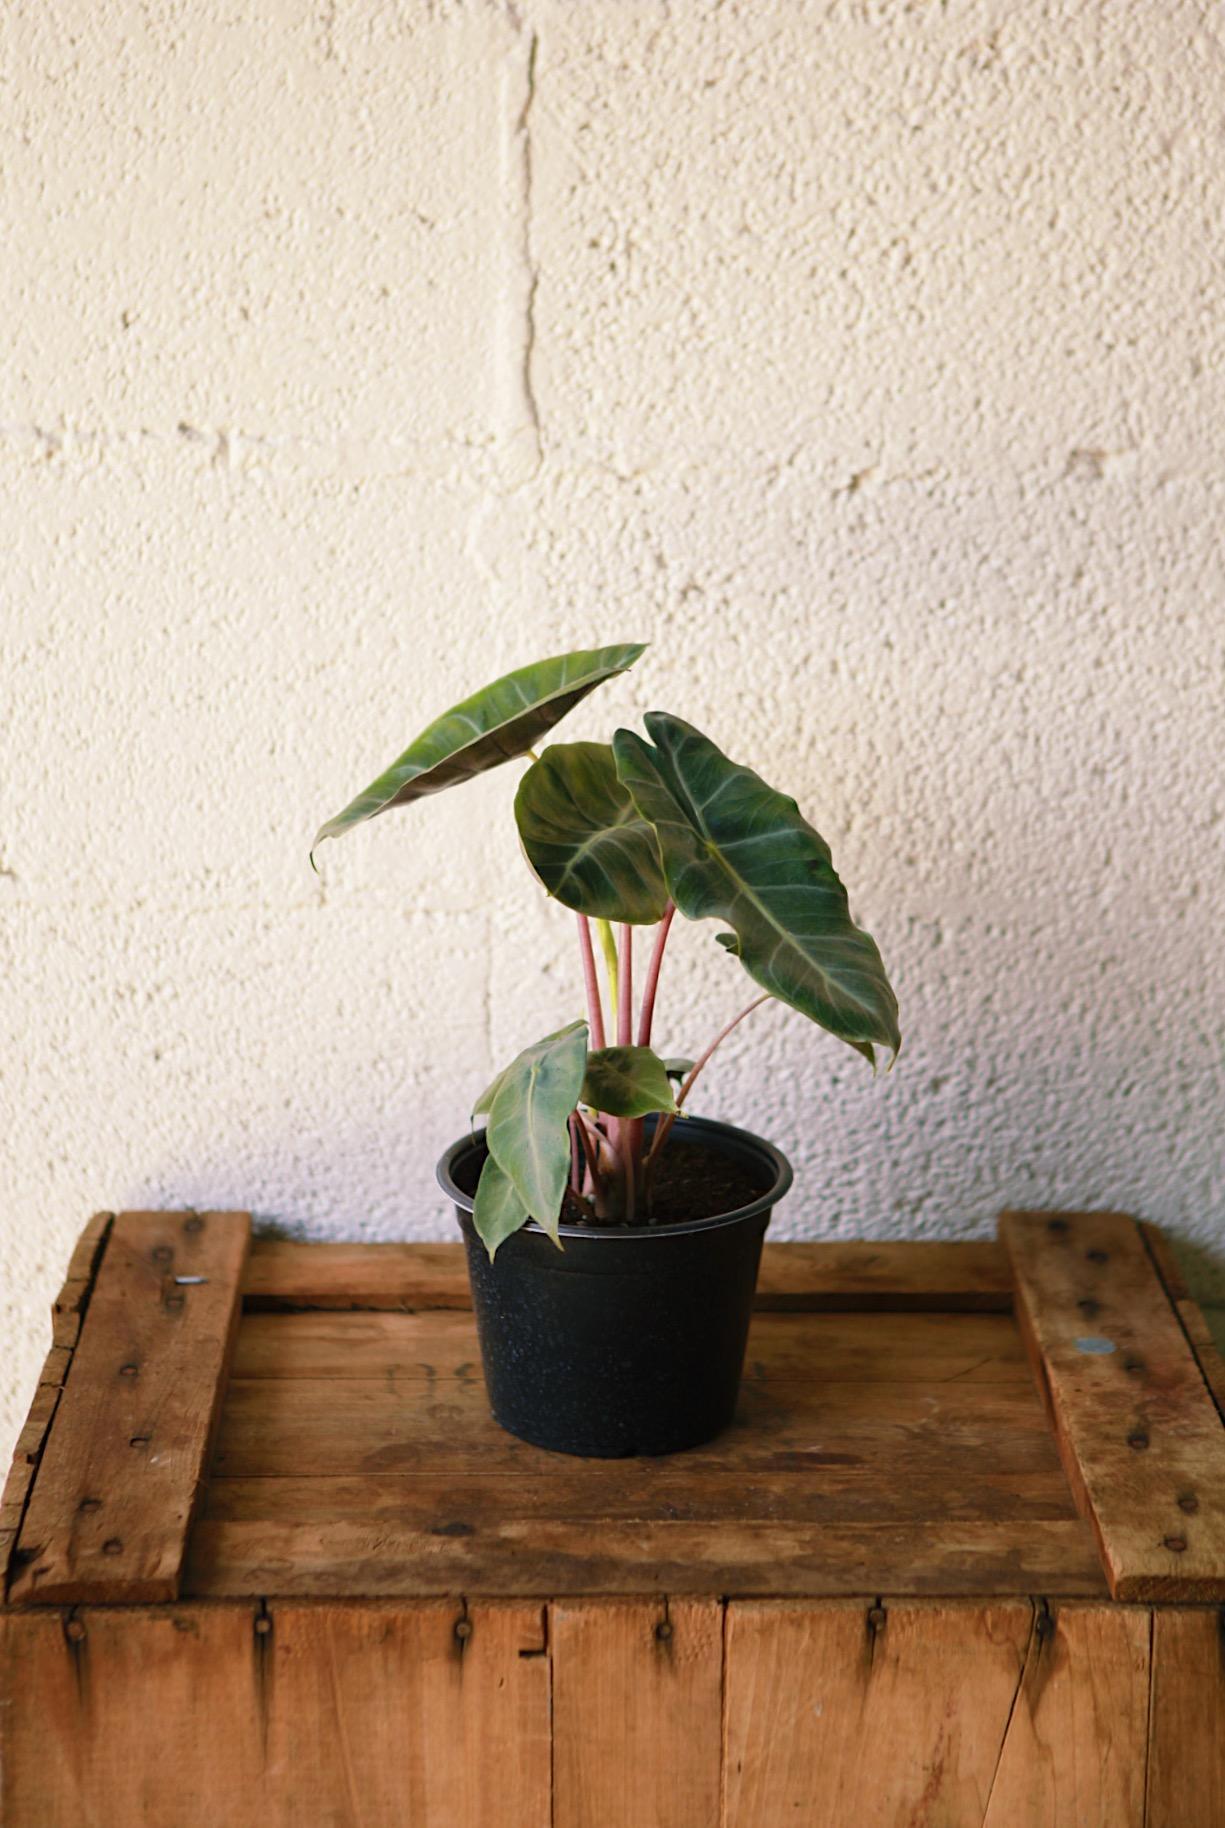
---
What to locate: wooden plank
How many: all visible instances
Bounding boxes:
[1000,1209,1225,1601]
[1146,1606,1225,1827]
[201,1458,1079,1529]
[553,1599,721,1828]
[10,1211,251,1606]
[231,1306,1031,1385]
[209,1373,1065,1480]
[244,1239,472,1310]
[983,1604,1151,1826]
[723,1599,1033,1827]
[0,1601,550,1827]
[242,1237,1012,1312]
[755,1239,1011,1311]
[262,1601,551,1827]
[1141,1221,1225,1420]
[2,1216,113,1594]
[0,1604,262,1827]
[184,1515,1106,1600]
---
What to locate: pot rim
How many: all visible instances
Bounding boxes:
[436,1111,793,1241]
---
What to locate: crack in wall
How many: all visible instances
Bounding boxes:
[495,21,542,490]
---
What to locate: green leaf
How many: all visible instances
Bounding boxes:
[312,644,646,861]
[581,1045,679,1118]
[514,742,669,924]
[486,1020,588,1242]
[613,713,900,1066]
[472,1062,511,1117]
[472,1154,531,1260]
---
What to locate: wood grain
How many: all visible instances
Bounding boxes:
[2,1214,112,1592]
[201,1459,1079,1529]
[209,1373,1065,1480]
[242,1236,1012,1312]
[724,1599,1033,1827]
[553,1599,721,1828]
[982,1604,1151,1827]
[0,1601,549,1828]
[1146,1606,1225,1827]
[1000,1209,1225,1601]
[231,1306,1030,1385]
[0,1604,262,1827]
[261,1600,550,1828]
[10,1211,251,1605]
[184,1516,1106,1600]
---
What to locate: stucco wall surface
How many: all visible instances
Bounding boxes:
[2,0,1223,1458]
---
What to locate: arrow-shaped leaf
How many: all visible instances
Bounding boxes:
[485,1020,588,1243]
[581,1045,679,1118]
[312,644,645,861]
[472,1154,531,1261]
[515,741,669,925]
[613,713,900,1065]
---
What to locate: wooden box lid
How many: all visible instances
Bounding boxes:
[5,1208,1225,1608]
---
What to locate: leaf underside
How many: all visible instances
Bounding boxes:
[613,712,900,1065]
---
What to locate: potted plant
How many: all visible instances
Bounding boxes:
[312,643,899,1456]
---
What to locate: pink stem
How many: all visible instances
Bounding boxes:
[636,902,676,1047]
[644,994,772,1176]
[577,916,607,1050]
[613,925,635,1208]
[616,924,633,1048]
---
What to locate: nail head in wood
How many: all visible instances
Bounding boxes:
[102,1537,123,1555]
[253,1614,272,1636]
[1127,1430,1150,1451]
[1178,1492,1200,1514]
[454,1617,473,1642]
[78,1497,101,1514]
[64,1618,86,1643]
[118,1363,139,1379]
[183,1215,204,1233]
[1163,1535,1188,1553]
[151,1244,173,1264]
[655,1619,673,1643]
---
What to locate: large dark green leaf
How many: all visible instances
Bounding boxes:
[472,1154,530,1260]
[581,1045,678,1118]
[613,713,900,1065]
[485,1020,588,1242]
[312,644,645,861]
[514,742,669,924]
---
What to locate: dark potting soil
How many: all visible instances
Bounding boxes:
[560,1133,770,1230]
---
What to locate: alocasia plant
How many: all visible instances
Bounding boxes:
[313,644,899,1255]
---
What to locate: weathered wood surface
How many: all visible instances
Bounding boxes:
[4,1598,1223,1825]
[0,1601,550,1828]
[1001,1209,1225,1601]
[1,1214,113,1589]
[553,1600,722,1828]
[242,1236,1012,1312]
[1141,1220,1225,1422]
[233,1306,1031,1384]
[186,1518,1105,1601]
[10,1211,251,1606]
[724,1600,1033,1826]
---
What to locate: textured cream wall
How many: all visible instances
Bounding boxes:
[3,0,1223,1457]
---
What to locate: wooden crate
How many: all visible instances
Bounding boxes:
[3,1207,1225,1826]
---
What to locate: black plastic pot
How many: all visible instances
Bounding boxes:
[437,1114,793,1458]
